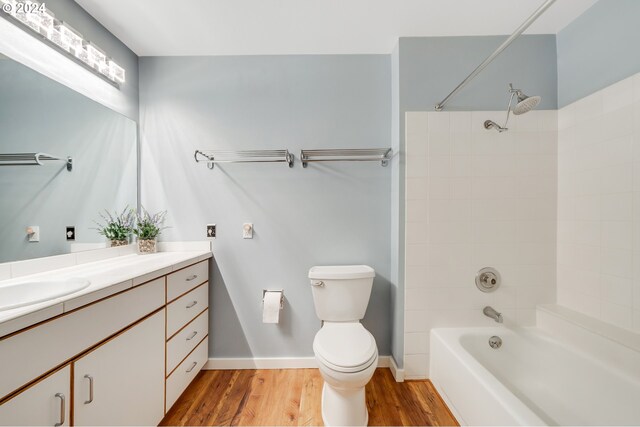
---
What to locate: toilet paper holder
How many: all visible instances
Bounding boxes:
[262,289,284,309]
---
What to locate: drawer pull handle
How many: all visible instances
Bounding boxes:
[186,301,198,309]
[84,374,94,404]
[186,331,198,341]
[186,361,198,373]
[54,393,65,426]
[186,274,198,281]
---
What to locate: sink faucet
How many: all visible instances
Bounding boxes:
[483,306,503,323]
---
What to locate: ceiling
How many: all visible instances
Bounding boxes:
[74,0,597,56]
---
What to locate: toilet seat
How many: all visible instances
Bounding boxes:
[313,323,377,373]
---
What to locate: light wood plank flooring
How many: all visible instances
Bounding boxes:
[160,368,458,426]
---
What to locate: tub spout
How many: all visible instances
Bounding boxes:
[483,306,503,323]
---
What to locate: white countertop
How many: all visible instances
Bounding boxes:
[0,250,212,337]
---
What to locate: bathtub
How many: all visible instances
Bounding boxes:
[430,321,640,426]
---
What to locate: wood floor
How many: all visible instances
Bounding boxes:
[160,368,458,426]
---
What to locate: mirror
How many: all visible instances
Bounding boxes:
[0,53,137,263]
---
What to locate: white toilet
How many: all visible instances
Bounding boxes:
[309,265,378,427]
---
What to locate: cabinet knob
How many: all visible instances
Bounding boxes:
[186,301,198,309]
[186,274,198,282]
[186,361,198,373]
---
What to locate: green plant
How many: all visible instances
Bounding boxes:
[134,208,167,240]
[94,207,135,241]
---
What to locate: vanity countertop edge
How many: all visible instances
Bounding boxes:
[0,248,213,338]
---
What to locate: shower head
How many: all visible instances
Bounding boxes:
[512,91,541,115]
[484,84,541,132]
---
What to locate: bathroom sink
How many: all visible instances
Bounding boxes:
[0,278,91,311]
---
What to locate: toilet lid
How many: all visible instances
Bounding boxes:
[313,323,378,373]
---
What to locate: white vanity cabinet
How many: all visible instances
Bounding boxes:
[0,366,70,426]
[0,256,211,426]
[73,310,165,426]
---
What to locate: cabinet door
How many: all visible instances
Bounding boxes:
[0,365,70,426]
[73,310,165,426]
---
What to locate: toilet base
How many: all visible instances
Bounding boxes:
[321,382,368,426]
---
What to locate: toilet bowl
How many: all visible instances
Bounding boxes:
[314,322,378,426]
[309,265,378,427]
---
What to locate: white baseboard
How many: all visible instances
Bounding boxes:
[204,355,393,370]
[389,356,405,382]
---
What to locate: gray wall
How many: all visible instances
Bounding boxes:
[399,35,558,112]
[46,0,139,120]
[557,0,640,107]
[0,58,137,263]
[139,55,392,358]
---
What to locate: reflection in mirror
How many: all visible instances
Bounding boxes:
[0,53,137,263]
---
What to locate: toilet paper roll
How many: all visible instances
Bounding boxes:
[262,291,282,324]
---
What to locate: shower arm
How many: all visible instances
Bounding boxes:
[434,0,556,111]
[499,87,518,128]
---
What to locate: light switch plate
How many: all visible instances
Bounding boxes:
[243,223,253,239]
[27,225,40,242]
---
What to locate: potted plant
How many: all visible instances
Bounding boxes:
[134,208,167,254]
[94,207,135,247]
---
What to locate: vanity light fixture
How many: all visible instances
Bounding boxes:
[0,0,125,85]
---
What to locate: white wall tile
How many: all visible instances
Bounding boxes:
[405,332,429,355]
[601,274,633,307]
[404,353,429,379]
[602,221,633,250]
[451,132,472,155]
[601,193,633,221]
[450,112,472,133]
[405,265,429,289]
[602,76,635,114]
[428,131,451,156]
[405,222,429,245]
[405,310,428,332]
[404,110,559,375]
[406,177,429,200]
[557,80,640,332]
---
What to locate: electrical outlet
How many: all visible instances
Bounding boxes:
[66,226,76,241]
[207,224,216,238]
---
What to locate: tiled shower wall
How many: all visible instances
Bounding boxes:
[557,73,640,332]
[404,111,558,379]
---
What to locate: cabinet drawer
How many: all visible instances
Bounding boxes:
[166,261,208,302]
[167,309,209,375]
[167,283,208,338]
[0,278,164,401]
[166,337,208,412]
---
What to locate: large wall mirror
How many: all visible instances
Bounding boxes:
[0,53,137,263]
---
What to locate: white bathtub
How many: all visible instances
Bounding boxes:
[430,322,640,426]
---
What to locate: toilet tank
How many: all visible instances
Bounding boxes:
[309,265,375,321]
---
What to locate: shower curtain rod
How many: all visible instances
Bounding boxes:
[434,0,556,112]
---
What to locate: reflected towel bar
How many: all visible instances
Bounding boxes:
[300,148,392,168]
[194,150,294,169]
[0,153,73,171]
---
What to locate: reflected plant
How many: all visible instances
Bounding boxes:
[134,207,168,240]
[93,207,135,242]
